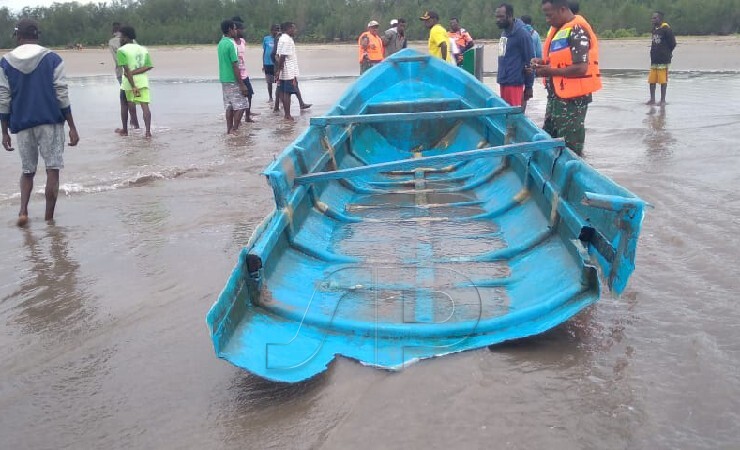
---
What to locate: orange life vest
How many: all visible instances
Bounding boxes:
[542,15,601,99]
[358,31,384,62]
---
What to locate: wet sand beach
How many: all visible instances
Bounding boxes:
[49,35,740,78]
[1,37,739,449]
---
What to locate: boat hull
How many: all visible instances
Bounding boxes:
[207,50,645,382]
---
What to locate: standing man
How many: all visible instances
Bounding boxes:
[232,18,255,122]
[262,24,280,103]
[647,11,676,105]
[218,19,248,135]
[420,11,452,63]
[275,22,301,121]
[448,18,475,66]
[358,20,384,74]
[382,18,407,57]
[495,4,534,109]
[0,19,79,226]
[531,0,601,156]
[116,26,153,137]
[520,15,543,59]
[109,22,139,134]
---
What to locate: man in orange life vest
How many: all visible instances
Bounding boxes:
[530,0,601,156]
[359,21,384,74]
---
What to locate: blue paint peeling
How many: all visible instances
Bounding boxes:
[206,49,646,383]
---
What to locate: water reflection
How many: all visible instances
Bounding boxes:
[212,370,330,447]
[6,226,93,337]
[644,105,675,160]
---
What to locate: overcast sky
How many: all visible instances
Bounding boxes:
[0,0,94,11]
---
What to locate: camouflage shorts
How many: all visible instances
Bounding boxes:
[543,95,591,155]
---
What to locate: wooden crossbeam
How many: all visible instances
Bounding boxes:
[310,106,521,127]
[294,139,565,186]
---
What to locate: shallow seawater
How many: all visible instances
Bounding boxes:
[1,71,739,449]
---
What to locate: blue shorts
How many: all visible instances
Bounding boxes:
[278,78,299,94]
[242,77,254,97]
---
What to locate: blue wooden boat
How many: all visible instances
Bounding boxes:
[207,49,645,383]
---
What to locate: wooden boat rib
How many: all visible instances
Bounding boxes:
[207,49,645,383]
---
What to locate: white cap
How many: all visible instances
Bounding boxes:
[390,19,398,26]
[367,20,379,27]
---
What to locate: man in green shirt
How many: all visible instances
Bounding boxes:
[116,26,153,137]
[218,19,249,135]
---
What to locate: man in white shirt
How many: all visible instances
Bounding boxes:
[274,22,305,121]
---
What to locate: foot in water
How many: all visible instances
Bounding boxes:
[17,214,28,227]
[115,128,128,136]
[300,103,312,110]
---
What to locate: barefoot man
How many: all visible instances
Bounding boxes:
[218,19,248,134]
[1,19,80,226]
[274,22,309,120]
[109,22,139,134]
[116,26,153,137]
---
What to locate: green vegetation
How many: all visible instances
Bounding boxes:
[1,0,738,48]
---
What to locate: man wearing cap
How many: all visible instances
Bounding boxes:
[420,11,452,63]
[382,18,407,57]
[0,19,80,226]
[358,20,384,74]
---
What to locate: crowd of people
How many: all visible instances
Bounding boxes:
[0,0,677,226]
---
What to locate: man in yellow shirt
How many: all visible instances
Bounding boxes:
[420,11,452,63]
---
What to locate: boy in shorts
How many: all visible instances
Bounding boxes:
[117,25,153,137]
[1,19,80,226]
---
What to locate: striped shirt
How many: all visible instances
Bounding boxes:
[276,34,299,80]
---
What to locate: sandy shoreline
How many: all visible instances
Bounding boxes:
[8,35,738,79]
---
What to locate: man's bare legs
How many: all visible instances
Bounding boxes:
[116,91,139,135]
[225,107,235,134]
[17,172,33,226]
[17,169,61,226]
[647,83,657,105]
[44,169,59,221]
[233,109,245,131]
[140,103,152,137]
[659,83,668,105]
[273,85,282,113]
[226,107,246,134]
[296,87,311,110]
[282,90,293,120]
[244,96,255,123]
[647,83,668,105]
[128,102,139,129]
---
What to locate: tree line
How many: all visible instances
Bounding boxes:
[1,0,738,49]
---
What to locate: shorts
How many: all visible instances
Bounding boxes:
[242,77,255,98]
[124,87,151,104]
[17,123,65,174]
[500,85,524,106]
[648,66,669,84]
[278,78,299,94]
[222,82,250,111]
[264,65,275,83]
